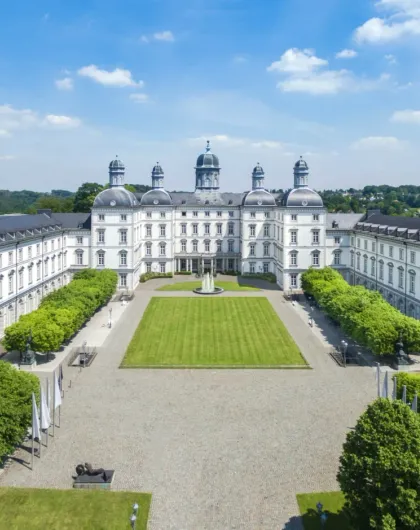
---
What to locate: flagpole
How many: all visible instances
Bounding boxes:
[31,393,35,470]
[52,373,55,436]
[39,384,42,457]
[376,363,381,397]
[46,379,50,447]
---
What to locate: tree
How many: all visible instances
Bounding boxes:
[338,399,420,530]
[0,361,39,458]
[73,182,104,212]
[32,195,74,213]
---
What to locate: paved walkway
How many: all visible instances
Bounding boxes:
[1,280,376,530]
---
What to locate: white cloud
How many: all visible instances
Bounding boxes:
[153,30,174,41]
[129,93,149,103]
[78,65,144,87]
[0,105,38,130]
[55,77,74,90]
[140,35,149,43]
[391,109,420,123]
[44,115,81,127]
[355,0,420,43]
[268,48,388,95]
[351,136,406,150]
[189,134,246,147]
[267,48,327,73]
[188,135,293,152]
[0,155,15,160]
[335,49,358,59]
[0,129,11,137]
[385,53,397,64]
[233,55,247,63]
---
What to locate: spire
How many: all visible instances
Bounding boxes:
[109,156,125,187]
[205,140,211,152]
[151,162,164,189]
[195,141,220,191]
[293,156,309,188]
[252,163,265,190]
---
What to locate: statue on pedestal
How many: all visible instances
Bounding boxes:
[395,334,411,367]
[21,329,36,365]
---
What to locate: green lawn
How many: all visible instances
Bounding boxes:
[157,281,260,291]
[0,488,151,530]
[122,297,306,367]
[297,492,349,530]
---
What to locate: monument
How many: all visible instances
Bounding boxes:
[20,329,36,366]
[392,334,412,371]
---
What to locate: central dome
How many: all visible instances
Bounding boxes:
[195,140,220,168]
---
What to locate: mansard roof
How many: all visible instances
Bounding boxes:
[135,191,247,207]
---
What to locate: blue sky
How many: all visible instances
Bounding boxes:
[1,0,420,192]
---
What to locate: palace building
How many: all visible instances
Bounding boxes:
[1,141,420,336]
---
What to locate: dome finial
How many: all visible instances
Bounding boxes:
[206,140,211,152]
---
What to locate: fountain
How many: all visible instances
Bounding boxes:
[193,272,224,295]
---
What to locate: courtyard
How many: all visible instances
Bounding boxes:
[122,297,306,367]
[0,280,376,529]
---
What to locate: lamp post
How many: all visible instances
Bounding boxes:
[341,340,348,367]
[316,502,328,527]
[130,503,139,529]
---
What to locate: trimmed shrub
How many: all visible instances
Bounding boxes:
[394,372,420,404]
[0,361,39,458]
[301,267,420,355]
[241,272,277,283]
[2,269,117,354]
[175,271,192,275]
[139,272,173,283]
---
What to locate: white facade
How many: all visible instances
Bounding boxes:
[2,149,420,338]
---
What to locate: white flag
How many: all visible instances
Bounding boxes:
[402,385,407,405]
[392,376,397,400]
[412,394,418,413]
[54,371,62,409]
[381,371,389,398]
[40,385,51,430]
[32,393,40,440]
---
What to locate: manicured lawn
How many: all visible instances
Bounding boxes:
[0,488,151,530]
[157,281,260,291]
[122,297,306,367]
[297,492,349,530]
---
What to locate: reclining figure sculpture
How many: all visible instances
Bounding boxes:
[75,462,109,482]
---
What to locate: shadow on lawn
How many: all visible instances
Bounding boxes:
[236,276,280,291]
[286,508,349,530]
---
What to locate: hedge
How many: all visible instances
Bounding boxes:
[175,271,192,275]
[301,267,420,355]
[394,372,420,404]
[0,361,39,458]
[241,272,277,283]
[2,269,117,354]
[139,272,173,283]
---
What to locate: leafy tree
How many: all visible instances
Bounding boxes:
[2,320,31,353]
[73,182,104,212]
[32,195,74,213]
[0,361,39,458]
[338,399,420,530]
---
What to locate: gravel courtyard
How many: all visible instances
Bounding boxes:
[0,282,376,530]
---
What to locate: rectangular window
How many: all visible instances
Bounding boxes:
[44,260,49,276]
[389,246,393,258]
[228,223,234,236]
[193,211,198,217]
[8,275,13,294]
[120,214,127,221]
[290,253,297,266]
[181,241,186,252]
[410,251,416,265]
[264,225,269,237]
[290,274,297,288]
[28,266,33,284]
[410,274,415,294]
[51,257,55,273]
[146,262,152,273]
[364,240,368,250]
[399,248,404,261]
[98,214,105,221]
[229,211,234,217]
[160,225,166,237]
[44,242,48,252]
[217,211,222,217]
[263,244,270,257]
[36,244,40,256]
[181,224,187,235]
[64,253,67,267]
[77,236,83,245]
[97,230,105,244]
[290,230,297,244]
[159,244,166,256]
[371,259,375,276]
[216,223,222,235]
[120,230,127,244]
[250,244,255,256]
[250,262,255,274]
[357,255,360,270]
[120,274,127,287]
[205,241,210,252]
[28,246,32,258]
[160,262,166,273]
[363,256,368,273]
[51,240,55,251]
[193,241,198,252]
[8,251,13,265]
[147,212,152,218]
[146,225,152,237]
[249,225,256,237]
[37,263,41,280]
[372,242,376,253]
[388,265,393,284]
[265,212,270,219]
[228,240,234,252]
[379,262,384,280]
[160,212,166,219]
[98,252,105,266]
[398,268,404,289]
[228,258,234,270]
[76,253,83,266]
[181,211,186,217]
[192,224,198,235]
[205,211,210,217]
[334,237,340,244]
[263,263,269,273]
[334,253,341,265]
[120,253,127,266]
[250,212,256,219]
[18,248,23,262]
[312,253,319,266]
[313,214,319,222]
[312,230,319,244]
[204,224,210,235]
[217,241,222,252]
[351,253,355,267]
[357,238,360,248]
[19,270,23,289]
[291,214,297,221]
[351,237,355,246]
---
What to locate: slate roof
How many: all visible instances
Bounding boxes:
[326,213,364,230]
[362,213,420,230]
[135,191,247,207]
[93,187,138,208]
[0,214,59,236]
[281,187,323,207]
[50,213,91,229]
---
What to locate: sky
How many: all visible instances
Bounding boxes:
[1,0,420,192]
